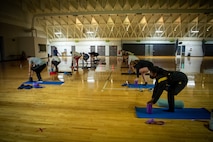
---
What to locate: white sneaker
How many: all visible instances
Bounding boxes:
[37,80,43,83]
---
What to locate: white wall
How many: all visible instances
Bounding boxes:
[48,40,122,56]
[34,37,47,58]
[176,57,203,73]
[180,40,203,56]
[48,39,207,57]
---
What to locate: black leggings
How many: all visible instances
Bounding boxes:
[31,64,46,80]
[52,61,60,72]
[167,80,188,111]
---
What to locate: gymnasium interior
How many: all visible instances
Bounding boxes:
[0,0,213,141]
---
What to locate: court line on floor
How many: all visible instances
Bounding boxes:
[102,71,113,91]
[103,87,140,91]
[102,81,109,91]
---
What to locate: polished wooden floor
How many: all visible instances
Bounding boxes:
[0,56,213,142]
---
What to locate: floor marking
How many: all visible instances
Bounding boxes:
[103,88,137,91]
[106,71,113,81]
[102,80,108,91]
[102,85,146,91]
[102,71,112,91]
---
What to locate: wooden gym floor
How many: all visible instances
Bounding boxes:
[0,56,213,142]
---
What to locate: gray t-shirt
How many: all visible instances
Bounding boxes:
[52,56,61,62]
[29,57,45,66]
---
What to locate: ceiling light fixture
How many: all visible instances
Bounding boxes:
[155,30,163,33]
[191,30,199,33]
[54,32,62,35]
[86,31,94,34]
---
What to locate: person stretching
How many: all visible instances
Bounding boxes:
[147,66,188,112]
[71,51,82,71]
[130,60,153,85]
[27,56,47,82]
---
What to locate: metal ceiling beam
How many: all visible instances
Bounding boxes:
[31,8,213,28]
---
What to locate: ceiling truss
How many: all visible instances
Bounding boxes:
[10,0,213,40]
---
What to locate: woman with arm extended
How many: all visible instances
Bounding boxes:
[27,56,47,82]
[130,60,153,85]
[147,66,188,112]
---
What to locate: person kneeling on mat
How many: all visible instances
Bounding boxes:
[27,56,47,82]
[147,66,188,112]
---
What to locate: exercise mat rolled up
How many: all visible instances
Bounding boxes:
[156,99,184,109]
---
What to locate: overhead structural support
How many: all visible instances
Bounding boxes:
[31,8,213,29]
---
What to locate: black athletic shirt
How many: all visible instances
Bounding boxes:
[152,68,188,103]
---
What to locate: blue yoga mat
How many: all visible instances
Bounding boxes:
[24,81,64,85]
[128,84,154,89]
[135,107,210,119]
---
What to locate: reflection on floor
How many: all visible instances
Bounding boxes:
[51,56,213,90]
[56,56,213,74]
[0,56,213,141]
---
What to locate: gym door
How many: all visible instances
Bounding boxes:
[97,46,105,56]
[109,45,117,56]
